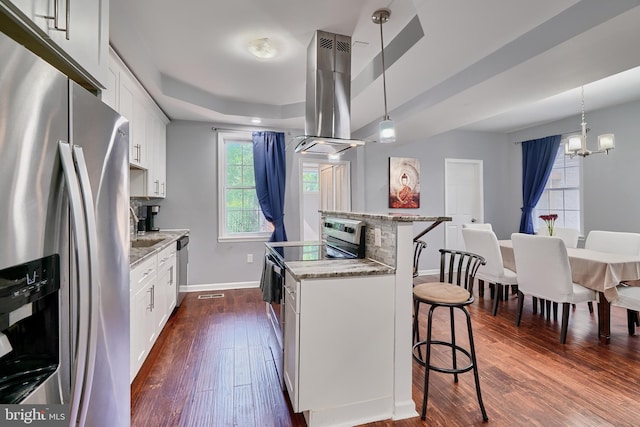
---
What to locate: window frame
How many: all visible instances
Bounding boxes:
[533,138,584,235]
[217,131,272,242]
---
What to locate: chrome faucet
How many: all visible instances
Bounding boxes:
[129,206,139,239]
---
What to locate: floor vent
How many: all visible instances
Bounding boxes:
[197,293,224,300]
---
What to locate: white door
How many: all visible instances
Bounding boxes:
[300,160,351,241]
[444,159,484,250]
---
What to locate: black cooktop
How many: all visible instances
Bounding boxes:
[271,244,357,262]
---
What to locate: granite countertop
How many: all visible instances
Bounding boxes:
[284,258,395,280]
[265,242,395,280]
[130,229,189,267]
[320,210,451,222]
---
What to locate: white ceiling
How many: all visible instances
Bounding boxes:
[109,0,640,143]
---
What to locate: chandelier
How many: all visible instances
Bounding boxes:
[565,86,614,158]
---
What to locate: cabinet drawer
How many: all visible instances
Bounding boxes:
[284,269,299,312]
[130,256,157,294]
[157,243,176,271]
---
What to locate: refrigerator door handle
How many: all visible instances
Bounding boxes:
[58,141,90,426]
[72,145,101,427]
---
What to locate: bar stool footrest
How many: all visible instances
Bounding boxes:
[412,340,474,374]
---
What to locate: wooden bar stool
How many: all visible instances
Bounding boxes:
[412,249,488,422]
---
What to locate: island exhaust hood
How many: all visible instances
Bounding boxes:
[294,30,365,155]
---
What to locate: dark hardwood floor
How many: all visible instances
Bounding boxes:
[131,279,640,426]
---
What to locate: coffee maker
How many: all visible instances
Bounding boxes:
[145,205,160,232]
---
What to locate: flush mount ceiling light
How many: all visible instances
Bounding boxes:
[247,38,277,59]
[565,86,615,158]
[372,8,395,144]
[251,118,262,124]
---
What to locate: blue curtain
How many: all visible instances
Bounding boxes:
[253,131,287,242]
[519,135,561,234]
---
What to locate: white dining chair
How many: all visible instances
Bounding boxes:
[462,223,493,231]
[537,226,580,248]
[511,233,597,343]
[585,230,640,329]
[462,228,517,316]
[612,285,640,335]
[584,230,640,255]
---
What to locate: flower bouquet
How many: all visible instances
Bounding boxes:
[539,214,558,236]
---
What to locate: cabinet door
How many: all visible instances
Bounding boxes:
[102,64,118,111]
[131,279,155,381]
[1,0,108,87]
[47,0,107,85]
[145,112,167,198]
[158,120,167,197]
[165,254,177,314]
[132,97,148,169]
[154,270,167,333]
[118,75,137,164]
[146,113,160,196]
[283,276,300,411]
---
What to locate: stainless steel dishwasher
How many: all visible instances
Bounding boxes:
[176,235,189,306]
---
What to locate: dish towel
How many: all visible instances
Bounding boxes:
[260,255,282,303]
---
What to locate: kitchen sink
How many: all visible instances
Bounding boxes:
[131,239,164,248]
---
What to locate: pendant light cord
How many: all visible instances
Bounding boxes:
[379,19,389,120]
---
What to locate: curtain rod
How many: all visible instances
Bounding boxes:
[513,128,588,144]
[212,126,300,150]
[211,126,294,135]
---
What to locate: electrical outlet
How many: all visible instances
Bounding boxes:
[374,228,382,247]
[247,253,253,263]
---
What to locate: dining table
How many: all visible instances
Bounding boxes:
[499,239,640,344]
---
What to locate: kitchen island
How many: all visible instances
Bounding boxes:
[268,212,449,426]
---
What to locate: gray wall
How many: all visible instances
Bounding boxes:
[360,130,514,271]
[155,121,301,286]
[508,99,640,237]
[158,99,639,284]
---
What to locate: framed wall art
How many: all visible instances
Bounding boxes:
[389,157,420,208]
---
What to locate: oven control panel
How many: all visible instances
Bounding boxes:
[323,218,364,244]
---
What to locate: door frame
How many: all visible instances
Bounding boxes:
[444,158,484,249]
[298,158,351,241]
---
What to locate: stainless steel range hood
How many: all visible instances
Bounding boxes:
[294,30,365,155]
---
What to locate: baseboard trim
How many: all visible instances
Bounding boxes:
[181,281,259,293]
[416,269,439,277]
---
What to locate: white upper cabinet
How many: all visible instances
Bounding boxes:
[0,0,108,88]
[147,112,168,198]
[104,48,169,197]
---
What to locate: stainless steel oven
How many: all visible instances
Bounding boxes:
[262,218,366,385]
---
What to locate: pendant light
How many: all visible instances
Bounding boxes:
[372,8,395,143]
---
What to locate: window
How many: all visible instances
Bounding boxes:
[302,166,319,192]
[534,141,582,233]
[218,132,273,241]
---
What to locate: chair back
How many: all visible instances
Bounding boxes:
[511,233,574,301]
[437,249,486,291]
[461,228,505,278]
[537,227,580,248]
[584,230,640,255]
[462,223,493,231]
[413,239,427,278]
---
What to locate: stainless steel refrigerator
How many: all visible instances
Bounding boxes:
[0,31,130,426]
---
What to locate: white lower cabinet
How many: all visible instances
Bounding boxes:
[283,269,395,424]
[283,271,299,408]
[130,243,178,382]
